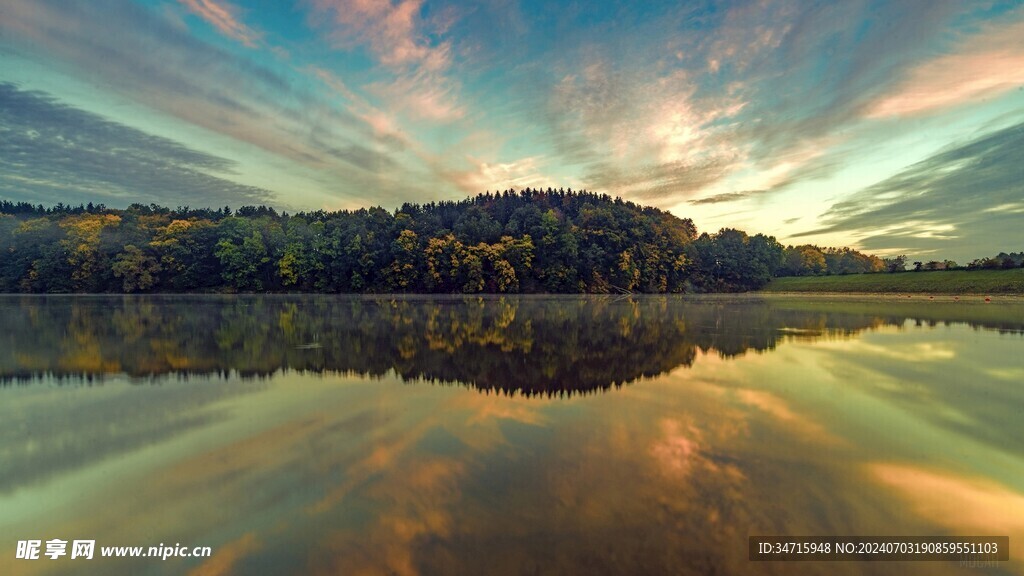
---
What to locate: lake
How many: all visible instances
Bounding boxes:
[1,294,1022,575]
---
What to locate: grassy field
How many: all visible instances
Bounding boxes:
[762,268,1024,294]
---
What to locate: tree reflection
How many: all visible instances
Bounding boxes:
[1,296,1021,395]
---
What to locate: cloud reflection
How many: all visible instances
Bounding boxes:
[871,463,1024,563]
[2,298,1023,576]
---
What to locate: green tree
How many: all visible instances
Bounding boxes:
[490,235,534,293]
[278,218,323,290]
[783,245,826,276]
[150,219,220,290]
[112,245,161,292]
[215,218,270,291]
[385,229,423,291]
[536,209,579,292]
[883,255,907,273]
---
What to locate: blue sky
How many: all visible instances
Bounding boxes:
[1,0,1022,261]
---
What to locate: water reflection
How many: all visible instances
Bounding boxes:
[3,295,1021,394]
[1,295,1022,576]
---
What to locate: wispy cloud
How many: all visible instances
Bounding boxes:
[793,121,1024,260]
[866,18,1024,119]
[541,55,745,206]
[584,158,735,205]
[178,0,261,47]
[872,463,1024,560]
[0,0,455,209]
[0,356,263,493]
[306,0,451,70]
[689,190,767,206]
[0,83,274,207]
[700,0,796,74]
[305,0,465,129]
[306,65,410,147]
[512,0,985,210]
[369,68,465,123]
[717,1,968,185]
[0,0,324,162]
[441,155,555,194]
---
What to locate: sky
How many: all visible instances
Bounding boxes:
[0,0,1022,261]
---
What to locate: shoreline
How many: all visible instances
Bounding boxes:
[752,291,1024,301]
[1,291,1021,301]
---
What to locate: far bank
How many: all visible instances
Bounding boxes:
[762,268,1024,294]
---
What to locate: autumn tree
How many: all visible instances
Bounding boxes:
[112,245,161,292]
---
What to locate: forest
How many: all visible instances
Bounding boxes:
[0,189,969,294]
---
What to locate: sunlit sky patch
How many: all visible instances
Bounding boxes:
[1,0,1022,260]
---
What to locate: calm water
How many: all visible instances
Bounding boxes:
[1,295,1022,576]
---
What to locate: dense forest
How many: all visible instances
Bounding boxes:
[1,189,1009,294]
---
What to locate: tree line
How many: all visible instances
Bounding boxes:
[1,190,778,293]
[2,189,1010,294]
[904,252,1024,271]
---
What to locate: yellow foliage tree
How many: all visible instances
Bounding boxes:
[59,214,121,288]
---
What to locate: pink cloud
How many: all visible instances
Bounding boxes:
[307,1,464,126]
[442,155,556,194]
[871,463,1024,560]
[547,58,747,202]
[701,0,796,74]
[178,0,260,47]
[649,419,702,478]
[307,0,450,70]
[735,389,839,444]
[867,20,1024,118]
[307,64,417,148]
[370,68,465,123]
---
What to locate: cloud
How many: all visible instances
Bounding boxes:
[0,83,274,207]
[306,65,410,148]
[306,0,451,71]
[441,155,555,193]
[700,0,796,74]
[305,0,466,131]
[689,2,1024,207]
[793,121,1024,260]
[2,0,1019,225]
[369,68,465,123]
[866,18,1024,118]
[542,57,745,205]
[689,189,768,205]
[0,0,469,208]
[0,364,263,494]
[178,0,261,47]
[584,158,735,206]
[1,0,301,159]
[871,463,1024,548]
[0,0,391,170]
[706,1,971,188]
[324,143,401,172]
[519,1,985,206]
